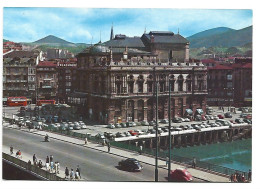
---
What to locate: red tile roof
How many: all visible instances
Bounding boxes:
[201,59,216,64]
[208,64,232,70]
[242,63,252,69]
[38,61,57,67]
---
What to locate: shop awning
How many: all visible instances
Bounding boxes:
[185,109,193,115]
[196,109,204,114]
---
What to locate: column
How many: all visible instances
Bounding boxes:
[134,100,138,122]
[143,99,148,121]
[185,43,189,63]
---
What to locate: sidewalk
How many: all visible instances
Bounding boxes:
[4,124,229,182]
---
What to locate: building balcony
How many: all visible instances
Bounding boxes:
[5,79,27,83]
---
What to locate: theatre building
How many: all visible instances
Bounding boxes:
[73,31,207,124]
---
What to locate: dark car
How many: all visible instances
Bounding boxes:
[235,119,244,124]
[224,112,232,118]
[243,118,252,124]
[118,158,143,171]
[172,117,182,123]
[217,114,224,119]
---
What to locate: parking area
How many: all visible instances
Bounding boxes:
[2,105,252,139]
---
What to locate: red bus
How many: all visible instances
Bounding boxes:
[37,100,56,106]
[6,97,27,106]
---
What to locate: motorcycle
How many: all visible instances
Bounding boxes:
[44,135,50,142]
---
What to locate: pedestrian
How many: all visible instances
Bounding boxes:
[166,156,169,167]
[10,146,14,155]
[57,161,60,174]
[28,160,32,171]
[50,161,54,173]
[75,170,80,181]
[38,160,43,168]
[65,167,69,179]
[70,169,75,181]
[248,169,251,181]
[107,143,111,153]
[139,145,143,155]
[102,138,106,146]
[16,150,22,159]
[192,157,196,168]
[50,155,53,162]
[46,156,50,164]
[76,165,81,179]
[85,137,88,145]
[233,173,237,182]
[54,162,58,174]
[230,174,233,182]
[223,107,225,112]
[33,154,37,164]
[241,173,246,182]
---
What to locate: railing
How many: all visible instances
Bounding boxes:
[2,153,64,181]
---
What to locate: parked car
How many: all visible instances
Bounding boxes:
[116,132,126,138]
[115,123,121,128]
[95,133,105,139]
[78,121,85,125]
[169,168,193,182]
[80,124,87,129]
[52,116,59,123]
[73,125,81,130]
[235,119,244,124]
[160,119,169,124]
[141,121,149,126]
[205,115,210,120]
[195,115,202,121]
[161,127,169,132]
[209,115,214,120]
[224,112,232,118]
[149,121,156,126]
[243,118,252,124]
[216,120,232,127]
[107,123,115,129]
[123,132,131,137]
[210,123,218,127]
[201,115,207,121]
[128,130,139,136]
[184,118,190,122]
[118,158,143,171]
[172,117,182,123]
[147,129,156,134]
[213,115,219,120]
[180,125,189,130]
[126,122,135,127]
[120,123,127,128]
[174,127,183,131]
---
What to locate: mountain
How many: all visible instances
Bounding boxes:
[33,35,76,46]
[188,27,234,40]
[187,26,252,48]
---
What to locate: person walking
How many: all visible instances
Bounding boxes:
[139,145,143,155]
[70,169,75,181]
[65,167,69,179]
[75,170,80,181]
[38,160,43,169]
[54,162,58,174]
[10,146,14,155]
[50,161,54,173]
[192,157,196,168]
[85,137,88,145]
[76,165,81,179]
[107,142,111,153]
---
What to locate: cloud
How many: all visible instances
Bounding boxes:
[3,8,252,43]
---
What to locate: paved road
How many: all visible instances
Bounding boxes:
[3,127,171,181]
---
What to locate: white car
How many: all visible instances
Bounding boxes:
[184,118,190,122]
[107,123,115,129]
[80,124,87,129]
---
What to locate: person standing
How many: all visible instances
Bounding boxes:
[248,169,251,181]
[139,145,143,155]
[76,165,81,179]
[50,155,53,162]
[166,156,169,167]
[33,154,37,164]
[70,169,75,181]
[57,161,60,174]
[85,137,88,145]
[65,167,69,179]
[54,162,58,174]
[192,157,196,168]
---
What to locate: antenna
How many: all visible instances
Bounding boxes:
[178,28,180,34]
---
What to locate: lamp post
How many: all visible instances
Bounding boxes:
[224,87,234,111]
[155,82,159,182]
[168,79,172,181]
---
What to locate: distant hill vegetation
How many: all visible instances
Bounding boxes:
[33,35,75,46]
[187,26,252,48]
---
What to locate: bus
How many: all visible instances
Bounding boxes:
[6,97,27,106]
[36,99,56,106]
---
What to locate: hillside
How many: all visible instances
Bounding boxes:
[188,27,234,40]
[188,26,252,48]
[33,35,76,47]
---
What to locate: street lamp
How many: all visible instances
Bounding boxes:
[224,87,234,111]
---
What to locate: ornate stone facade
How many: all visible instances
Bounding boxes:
[74,39,207,124]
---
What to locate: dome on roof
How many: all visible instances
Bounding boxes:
[90,43,110,54]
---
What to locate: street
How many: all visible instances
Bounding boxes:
[3,127,170,181]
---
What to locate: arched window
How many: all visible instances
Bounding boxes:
[178,75,183,91]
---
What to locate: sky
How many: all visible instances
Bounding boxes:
[3,8,253,44]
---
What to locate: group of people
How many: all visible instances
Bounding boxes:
[230,170,251,182]
[45,155,60,174]
[10,146,22,159]
[65,165,81,181]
